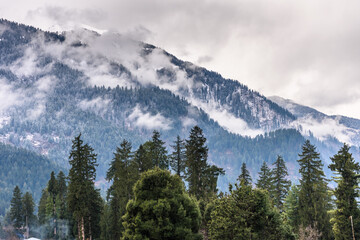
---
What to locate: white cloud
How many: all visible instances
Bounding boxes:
[291,116,357,144]
[187,97,263,137]
[181,117,197,128]
[127,105,172,130]
[0,79,22,113]
[78,97,111,115]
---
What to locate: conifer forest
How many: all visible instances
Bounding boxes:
[1,125,359,240]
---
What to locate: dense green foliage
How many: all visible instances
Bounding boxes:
[106,139,137,240]
[67,134,102,240]
[170,135,186,178]
[297,140,332,239]
[9,186,23,229]
[208,182,294,240]
[329,144,360,239]
[122,168,202,240]
[185,126,224,200]
[238,162,252,186]
[271,155,291,210]
[256,161,272,190]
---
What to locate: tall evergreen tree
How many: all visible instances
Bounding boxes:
[284,185,300,232]
[185,126,224,200]
[150,130,168,169]
[185,126,209,199]
[133,144,153,173]
[329,143,360,240]
[106,139,136,240]
[67,134,101,240]
[237,162,252,186]
[47,171,58,237]
[271,155,291,210]
[170,135,186,177]
[10,186,23,229]
[256,161,273,190]
[22,192,35,239]
[38,189,49,226]
[297,140,332,239]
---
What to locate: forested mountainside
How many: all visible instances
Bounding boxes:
[0,143,61,215]
[0,18,359,195]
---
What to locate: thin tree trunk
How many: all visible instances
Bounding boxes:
[25,215,29,239]
[53,200,57,236]
[78,221,81,240]
[89,216,92,240]
[81,217,85,240]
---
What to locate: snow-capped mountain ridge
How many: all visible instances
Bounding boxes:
[269,96,360,145]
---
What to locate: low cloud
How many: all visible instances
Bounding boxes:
[127,105,172,130]
[0,79,22,113]
[181,117,197,128]
[291,116,357,144]
[78,97,111,116]
[187,97,263,137]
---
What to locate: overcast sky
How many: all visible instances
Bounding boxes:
[2,0,360,118]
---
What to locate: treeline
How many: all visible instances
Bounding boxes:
[3,126,360,240]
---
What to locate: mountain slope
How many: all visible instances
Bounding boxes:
[269,96,360,145]
[0,143,62,215]
[0,19,358,193]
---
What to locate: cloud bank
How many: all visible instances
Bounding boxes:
[127,105,172,130]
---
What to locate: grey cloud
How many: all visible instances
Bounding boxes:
[3,0,360,118]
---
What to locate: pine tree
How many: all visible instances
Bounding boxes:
[185,126,209,199]
[329,143,360,240]
[297,140,332,239]
[170,135,186,177]
[185,126,224,200]
[284,185,300,232]
[150,130,168,169]
[256,161,272,190]
[38,189,49,225]
[237,162,252,186]
[47,171,58,237]
[106,139,136,240]
[22,192,35,239]
[133,144,153,173]
[10,186,23,229]
[67,134,101,240]
[271,155,291,210]
[56,171,68,219]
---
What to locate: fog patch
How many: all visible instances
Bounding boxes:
[187,97,263,137]
[292,116,357,144]
[0,78,22,113]
[181,117,197,128]
[127,105,172,130]
[78,97,111,116]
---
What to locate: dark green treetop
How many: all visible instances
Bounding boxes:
[121,168,202,240]
[238,162,252,186]
[329,143,360,240]
[256,161,273,190]
[10,186,23,229]
[271,155,291,210]
[297,140,332,239]
[170,135,186,178]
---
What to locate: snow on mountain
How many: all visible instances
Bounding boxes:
[269,96,360,145]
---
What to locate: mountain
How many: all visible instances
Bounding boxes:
[268,96,360,146]
[0,143,62,215]
[0,19,358,196]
